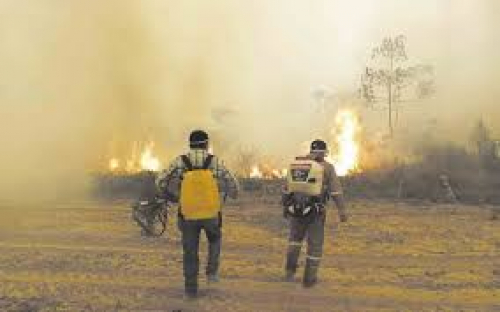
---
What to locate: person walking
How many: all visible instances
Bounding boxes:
[156,130,239,298]
[282,139,348,287]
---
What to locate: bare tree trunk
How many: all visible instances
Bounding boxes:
[388,52,394,137]
[388,83,393,137]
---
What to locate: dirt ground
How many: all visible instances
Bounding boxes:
[0,196,499,311]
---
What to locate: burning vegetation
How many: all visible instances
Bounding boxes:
[103,109,363,180]
[107,142,161,173]
[249,165,287,180]
[327,109,361,176]
[97,109,500,206]
[243,109,362,179]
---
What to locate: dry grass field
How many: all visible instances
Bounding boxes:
[0,196,499,311]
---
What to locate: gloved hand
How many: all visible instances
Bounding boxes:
[339,213,348,223]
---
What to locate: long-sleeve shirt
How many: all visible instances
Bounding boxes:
[321,160,343,197]
[156,149,239,201]
[320,160,347,217]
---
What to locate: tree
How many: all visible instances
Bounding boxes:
[360,35,434,137]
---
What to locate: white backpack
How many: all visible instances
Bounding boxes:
[286,157,324,196]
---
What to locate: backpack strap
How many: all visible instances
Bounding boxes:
[180,155,193,171]
[202,154,214,170]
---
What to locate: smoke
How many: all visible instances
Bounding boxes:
[1,0,499,203]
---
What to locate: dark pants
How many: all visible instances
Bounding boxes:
[285,212,325,283]
[179,216,221,293]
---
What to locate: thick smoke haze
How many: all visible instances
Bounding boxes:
[1,0,499,202]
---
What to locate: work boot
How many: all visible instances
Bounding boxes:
[303,261,319,288]
[207,274,220,283]
[185,287,198,300]
[284,270,295,282]
[184,280,198,299]
[302,276,318,288]
[185,291,198,300]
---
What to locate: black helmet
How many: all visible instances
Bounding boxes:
[189,130,209,149]
[310,139,327,152]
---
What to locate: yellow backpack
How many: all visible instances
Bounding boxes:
[179,155,221,220]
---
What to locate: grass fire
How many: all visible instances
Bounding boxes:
[108,142,161,173]
[328,109,360,177]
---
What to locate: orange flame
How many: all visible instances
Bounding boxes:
[329,109,360,176]
[108,141,162,172]
[249,165,263,178]
[140,144,161,172]
[109,158,120,171]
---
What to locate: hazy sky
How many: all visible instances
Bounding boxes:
[1,0,499,201]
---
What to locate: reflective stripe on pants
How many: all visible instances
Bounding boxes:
[285,213,325,276]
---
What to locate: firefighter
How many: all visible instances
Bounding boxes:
[156,130,239,299]
[282,139,348,288]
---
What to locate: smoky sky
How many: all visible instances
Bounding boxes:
[1,0,499,202]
